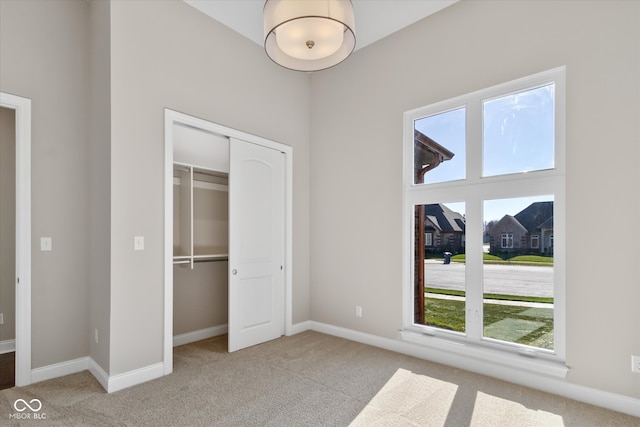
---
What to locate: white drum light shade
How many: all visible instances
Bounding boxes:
[264,0,356,72]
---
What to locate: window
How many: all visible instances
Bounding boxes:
[531,235,540,249]
[501,233,514,249]
[403,68,565,374]
[414,108,465,185]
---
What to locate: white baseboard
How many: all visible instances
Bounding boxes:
[0,339,15,354]
[173,324,228,347]
[31,356,89,384]
[289,320,311,335]
[88,358,109,391]
[106,362,164,393]
[307,321,640,418]
[29,356,163,394]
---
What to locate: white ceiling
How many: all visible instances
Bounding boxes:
[184,0,458,51]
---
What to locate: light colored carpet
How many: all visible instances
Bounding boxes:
[0,331,638,426]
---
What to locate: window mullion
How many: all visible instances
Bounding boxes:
[465,195,483,341]
[466,100,483,182]
[465,99,483,342]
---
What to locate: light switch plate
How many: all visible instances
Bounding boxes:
[40,237,52,251]
[134,236,144,251]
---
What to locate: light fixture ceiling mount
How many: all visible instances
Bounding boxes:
[264,0,356,72]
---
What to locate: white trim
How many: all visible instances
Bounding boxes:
[289,320,312,335]
[164,112,174,375]
[308,321,640,418]
[31,357,88,384]
[0,92,32,387]
[29,356,162,394]
[164,109,293,374]
[88,358,109,391]
[399,328,567,377]
[173,324,228,347]
[0,339,16,354]
[107,362,164,393]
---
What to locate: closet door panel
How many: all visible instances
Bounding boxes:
[228,138,284,352]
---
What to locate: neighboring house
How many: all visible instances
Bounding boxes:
[414,129,454,183]
[488,201,554,255]
[423,203,466,254]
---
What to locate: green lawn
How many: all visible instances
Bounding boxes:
[426,287,553,304]
[450,253,553,266]
[424,297,554,349]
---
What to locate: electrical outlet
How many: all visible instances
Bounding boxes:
[355,306,363,317]
[134,236,144,251]
[94,328,99,344]
[0,313,3,325]
[632,355,640,374]
[40,237,52,251]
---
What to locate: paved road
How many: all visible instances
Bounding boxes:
[424,260,553,297]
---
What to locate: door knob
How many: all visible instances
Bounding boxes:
[232,269,237,275]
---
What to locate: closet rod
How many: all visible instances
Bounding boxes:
[194,257,228,263]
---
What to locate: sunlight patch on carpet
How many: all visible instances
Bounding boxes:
[350,368,459,426]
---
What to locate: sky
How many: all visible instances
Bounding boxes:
[441,195,553,224]
[415,83,555,222]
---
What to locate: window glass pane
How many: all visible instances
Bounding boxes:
[415,202,466,333]
[483,84,554,177]
[414,108,465,184]
[483,196,554,349]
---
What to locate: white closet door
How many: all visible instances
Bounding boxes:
[228,138,285,352]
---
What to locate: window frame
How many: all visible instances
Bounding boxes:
[425,232,433,247]
[531,234,540,249]
[402,67,566,376]
[501,233,514,249]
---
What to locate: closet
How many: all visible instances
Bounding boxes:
[172,123,230,345]
[165,109,291,362]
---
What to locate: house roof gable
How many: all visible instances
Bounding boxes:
[514,201,554,233]
[423,203,465,232]
[492,215,528,234]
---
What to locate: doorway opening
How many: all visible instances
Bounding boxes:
[0,92,32,388]
[0,106,16,390]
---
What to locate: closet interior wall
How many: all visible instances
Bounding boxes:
[172,124,229,340]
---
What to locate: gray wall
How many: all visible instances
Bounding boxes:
[309,1,640,399]
[107,0,311,375]
[0,107,16,343]
[0,0,90,368]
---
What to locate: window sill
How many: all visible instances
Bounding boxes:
[400,329,568,379]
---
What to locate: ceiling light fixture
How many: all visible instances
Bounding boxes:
[264,0,356,72]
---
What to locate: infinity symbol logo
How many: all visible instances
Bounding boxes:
[13,398,42,412]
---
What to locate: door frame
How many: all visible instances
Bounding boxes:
[163,108,293,375]
[0,92,32,386]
